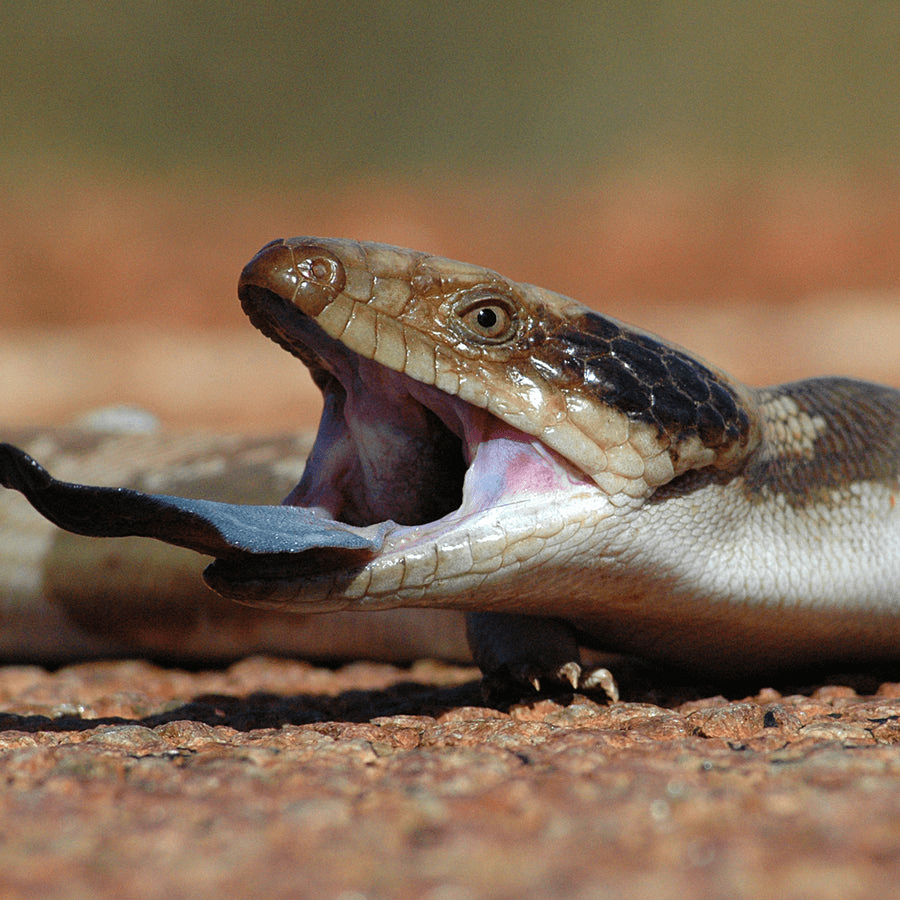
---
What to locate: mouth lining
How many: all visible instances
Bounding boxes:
[285,365,470,528]
[240,283,470,531]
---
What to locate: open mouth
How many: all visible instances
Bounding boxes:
[0,237,599,614]
[240,278,470,530]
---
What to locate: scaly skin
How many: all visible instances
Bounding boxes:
[225,239,900,684]
[3,237,900,697]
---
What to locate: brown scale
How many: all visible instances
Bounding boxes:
[745,377,900,506]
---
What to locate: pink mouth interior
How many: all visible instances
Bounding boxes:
[283,351,587,532]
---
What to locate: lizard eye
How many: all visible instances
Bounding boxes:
[453,292,519,344]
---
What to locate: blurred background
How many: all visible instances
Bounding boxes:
[1,2,898,432]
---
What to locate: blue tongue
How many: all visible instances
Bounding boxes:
[0,442,380,559]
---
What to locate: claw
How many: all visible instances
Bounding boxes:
[557,661,582,691]
[479,658,619,705]
[581,666,619,703]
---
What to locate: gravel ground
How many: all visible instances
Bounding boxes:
[1,656,899,900]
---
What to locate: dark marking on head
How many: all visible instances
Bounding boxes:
[697,405,727,445]
[652,382,698,428]
[610,337,670,384]
[578,311,623,342]
[533,310,752,455]
[664,355,710,403]
[583,357,651,413]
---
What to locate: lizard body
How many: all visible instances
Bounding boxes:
[3,238,899,695]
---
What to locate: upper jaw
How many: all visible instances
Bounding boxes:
[236,241,589,530]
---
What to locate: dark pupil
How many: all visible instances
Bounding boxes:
[476,308,498,329]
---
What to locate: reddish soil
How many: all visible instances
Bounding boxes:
[0,658,898,899]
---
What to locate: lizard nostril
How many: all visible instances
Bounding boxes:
[290,245,346,315]
[238,239,346,316]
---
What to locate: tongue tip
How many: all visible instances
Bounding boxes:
[0,441,384,560]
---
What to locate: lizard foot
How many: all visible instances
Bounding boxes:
[480,659,619,705]
[466,611,619,705]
